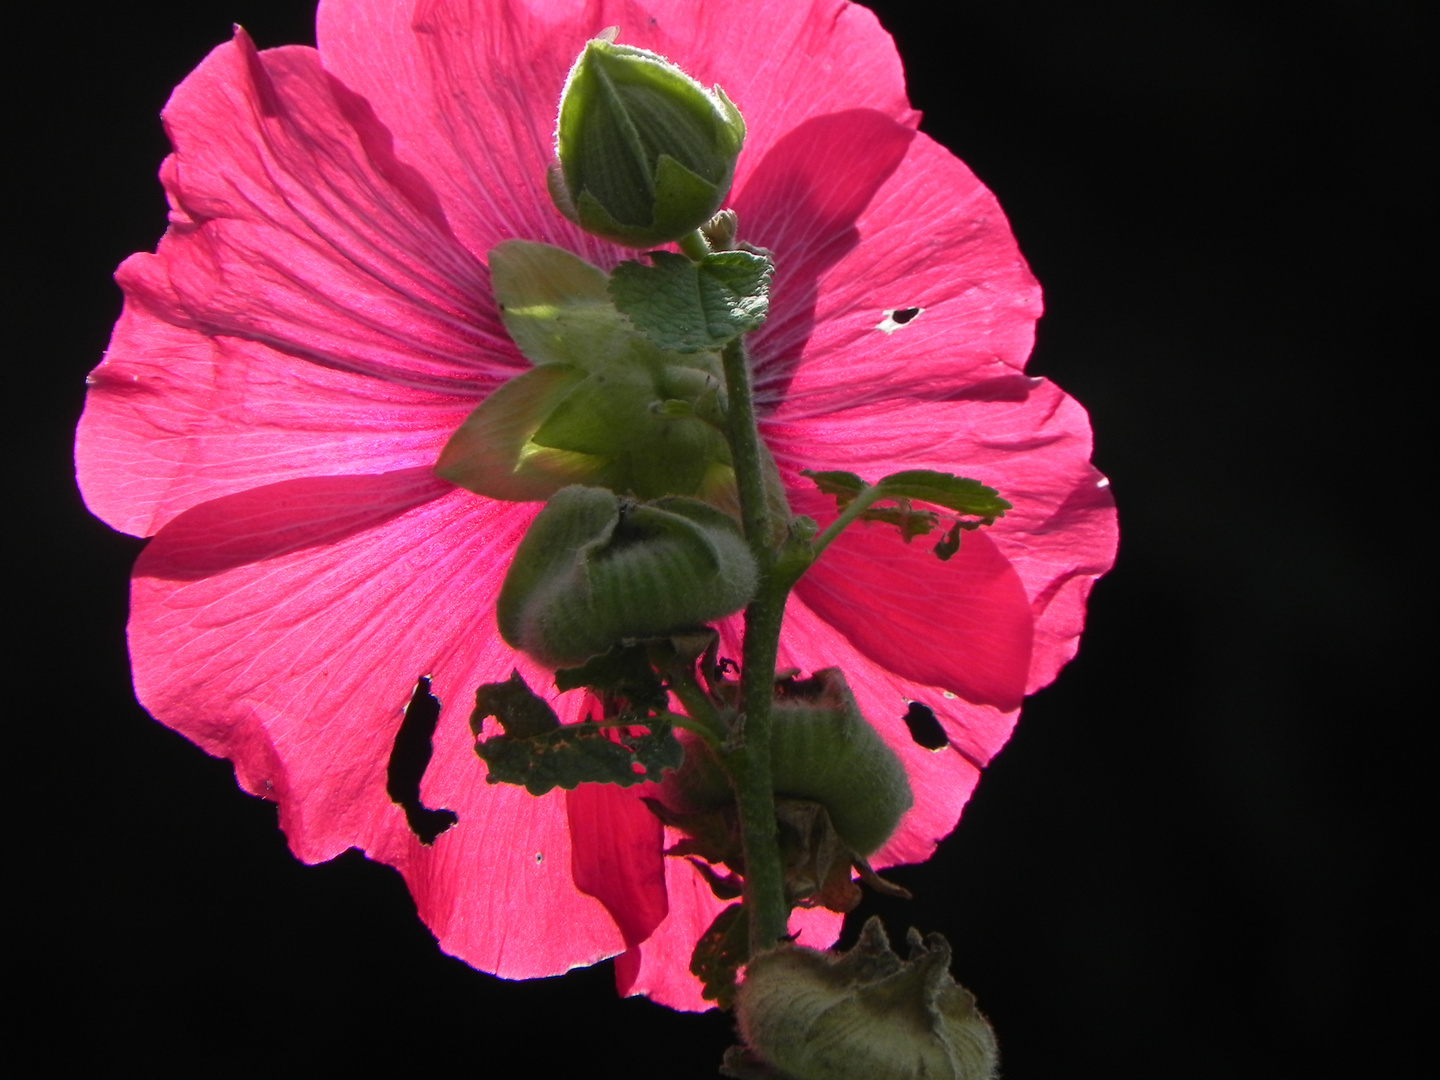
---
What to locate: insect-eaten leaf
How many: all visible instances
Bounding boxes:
[471,670,683,795]
[554,642,668,716]
[610,250,772,353]
[691,902,751,1010]
[802,468,1010,559]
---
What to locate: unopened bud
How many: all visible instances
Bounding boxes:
[769,669,913,856]
[732,917,998,1080]
[662,669,912,857]
[497,486,757,666]
[552,36,745,247]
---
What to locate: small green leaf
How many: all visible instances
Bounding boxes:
[691,902,750,1009]
[800,470,866,503]
[609,250,772,353]
[554,643,668,715]
[472,671,683,796]
[870,469,1011,519]
[854,503,940,542]
[802,468,1007,559]
[470,670,561,740]
[802,468,1009,519]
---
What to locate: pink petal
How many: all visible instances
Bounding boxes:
[768,376,1117,698]
[77,301,471,537]
[750,132,1044,420]
[791,487,1034,712]
[567,782,669,951]
[317,0,914,266]
[132,472,631,977]
[733,108,920,364]
[140,29,513,395]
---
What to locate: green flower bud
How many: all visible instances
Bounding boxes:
[552,35,745,247]
[663,670,913,857]
[497,486,757,667]
[768,669,913,856]
[732,918,999,1080]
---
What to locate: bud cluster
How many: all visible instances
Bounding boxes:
[448,29,1014,1079]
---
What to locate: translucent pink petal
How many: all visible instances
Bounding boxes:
[131,472,630,977]
[77,300,471,536]
[792,490,1034,711]
[317,0,913,266]
[768,376,1117,698]
[142,29,514,394]
[749,132,1043,420]
[567,783,669,951]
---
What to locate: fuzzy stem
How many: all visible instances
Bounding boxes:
[677,228,711,262]
[718,335,790,954]
[810,483,892,558]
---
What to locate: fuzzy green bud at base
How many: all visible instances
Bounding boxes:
[729,918,998,1080]
[662,669,913,857]
[497,486,758,667]
[553,37,745,247]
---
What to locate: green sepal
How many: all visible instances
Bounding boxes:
[471,670,683,796]
[529,364,732,498]
[435,363,605,501]
[691,902,751,1009]
[444,241,740,502]
[609,250,773,353]
[487,240,635,369]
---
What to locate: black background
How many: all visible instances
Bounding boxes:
[12,2,1432,1077]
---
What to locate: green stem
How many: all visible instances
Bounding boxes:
[662,670,727,750]
[677,228,711,262]
[810,484,891,560]
[718,335,790,954]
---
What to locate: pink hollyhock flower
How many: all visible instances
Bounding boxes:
[76,0,1116,1010]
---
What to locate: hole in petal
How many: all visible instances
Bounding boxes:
[387,676,458,845]
[876,306,923,334]
[901,701,948,751]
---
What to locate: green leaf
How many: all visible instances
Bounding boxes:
[554,643,668,715]
[801,469,866,503]
[471,671,683,796]
[853,503,941,543]
[470,670,562,740]
[802,468,1009,520]
[690,902,750,1009]
[869,469,1012,519]
[609,250,772,353]
[801,469,1008,559]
